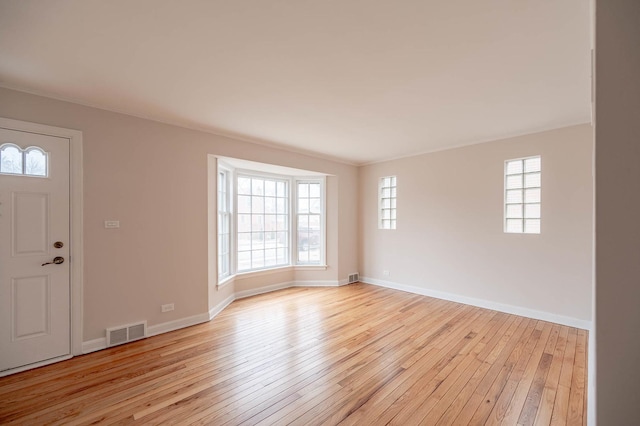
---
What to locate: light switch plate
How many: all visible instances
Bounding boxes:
[104,220,120,229]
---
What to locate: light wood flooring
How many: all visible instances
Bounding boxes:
[0,283,588,425]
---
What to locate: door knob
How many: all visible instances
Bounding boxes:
[42,256,65,266]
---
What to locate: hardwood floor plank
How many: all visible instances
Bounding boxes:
[533,326,569,426]
[0,283,588,425]
[550,327,578,425]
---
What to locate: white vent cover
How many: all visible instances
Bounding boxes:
[348,273,359,284]
[106,321,147,347]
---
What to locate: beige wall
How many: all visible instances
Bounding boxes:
[0,87,358,342]
[359,124,594,324]
[595,0,640,422]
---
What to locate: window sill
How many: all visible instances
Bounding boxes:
[294,265,328,271]
[217,275,234,289]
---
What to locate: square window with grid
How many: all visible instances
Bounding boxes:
[505,156,541,234]
[379,176,397,230]
[237,175,289,272]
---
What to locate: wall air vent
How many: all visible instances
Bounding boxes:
[106,321,147,347]
[348,273,359,284]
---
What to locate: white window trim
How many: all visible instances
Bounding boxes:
[504,155,541,234]
[378,175,397,230]
[294,176,326,267]
[215,162,327,285]
[0,143,49,177]
[217,163,232,281]
[235,169,291,273]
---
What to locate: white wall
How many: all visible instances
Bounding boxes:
[595,0,640,422]
[359,124,594,326]
[0,87,359,343]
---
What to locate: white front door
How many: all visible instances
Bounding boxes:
[0,128,71,372]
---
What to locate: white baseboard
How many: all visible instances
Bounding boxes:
[147,312,210,337]
[362,276,592,331]
[209,294,235,320]
[235,281,296,300]
[295,280,341,287]
[236,279,343,300]
[82,337,107,354]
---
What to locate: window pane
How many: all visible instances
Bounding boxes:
[238,177,251,195]
[525,204,541,219]
[506,175,523,189]
[251,196,264,213]
[238,233,251,251]
[264,180,276,196]
[525,188,541,203]
[277,215,288,231]
[265,197,276,213]
[1,145,23,174]
[506,204,523,219]
[298,215,309,229]
[382,187,391,197]
[24,149,47,176]
[506,160,523,175]
[506,189,523,204]
[238,214,251,232]
[276,181,287,197]
[252,250,265,268]
[524,173,541,188]
[298,231,310,250]
[238,251,251,271]
[298,183,309,197]
[265,214,277,231]
[238,195,251,213]
[252,215,264,232]
[309,215,320,230]
[298,198,309,214]
[252,233,265,250]
[252,179,264,195]
[506,219,523,233]
[276,231,288,247]
[222,215,229,233]
[277,248,287,264]
[525,157,541,173]
[524,219,541,234]
[309,183,320,197]
[310,198,321,214]
[309,247,320,262]
[265,248,277,266]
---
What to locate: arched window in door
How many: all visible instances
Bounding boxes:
[0,144,48,177]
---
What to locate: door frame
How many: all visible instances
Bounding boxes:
[0,117,83,372]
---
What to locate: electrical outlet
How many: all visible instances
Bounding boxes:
[383,270,390,276]
[161,303,174,313]
[104,220,120,229]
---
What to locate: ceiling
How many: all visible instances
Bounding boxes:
[0,1,591,165]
